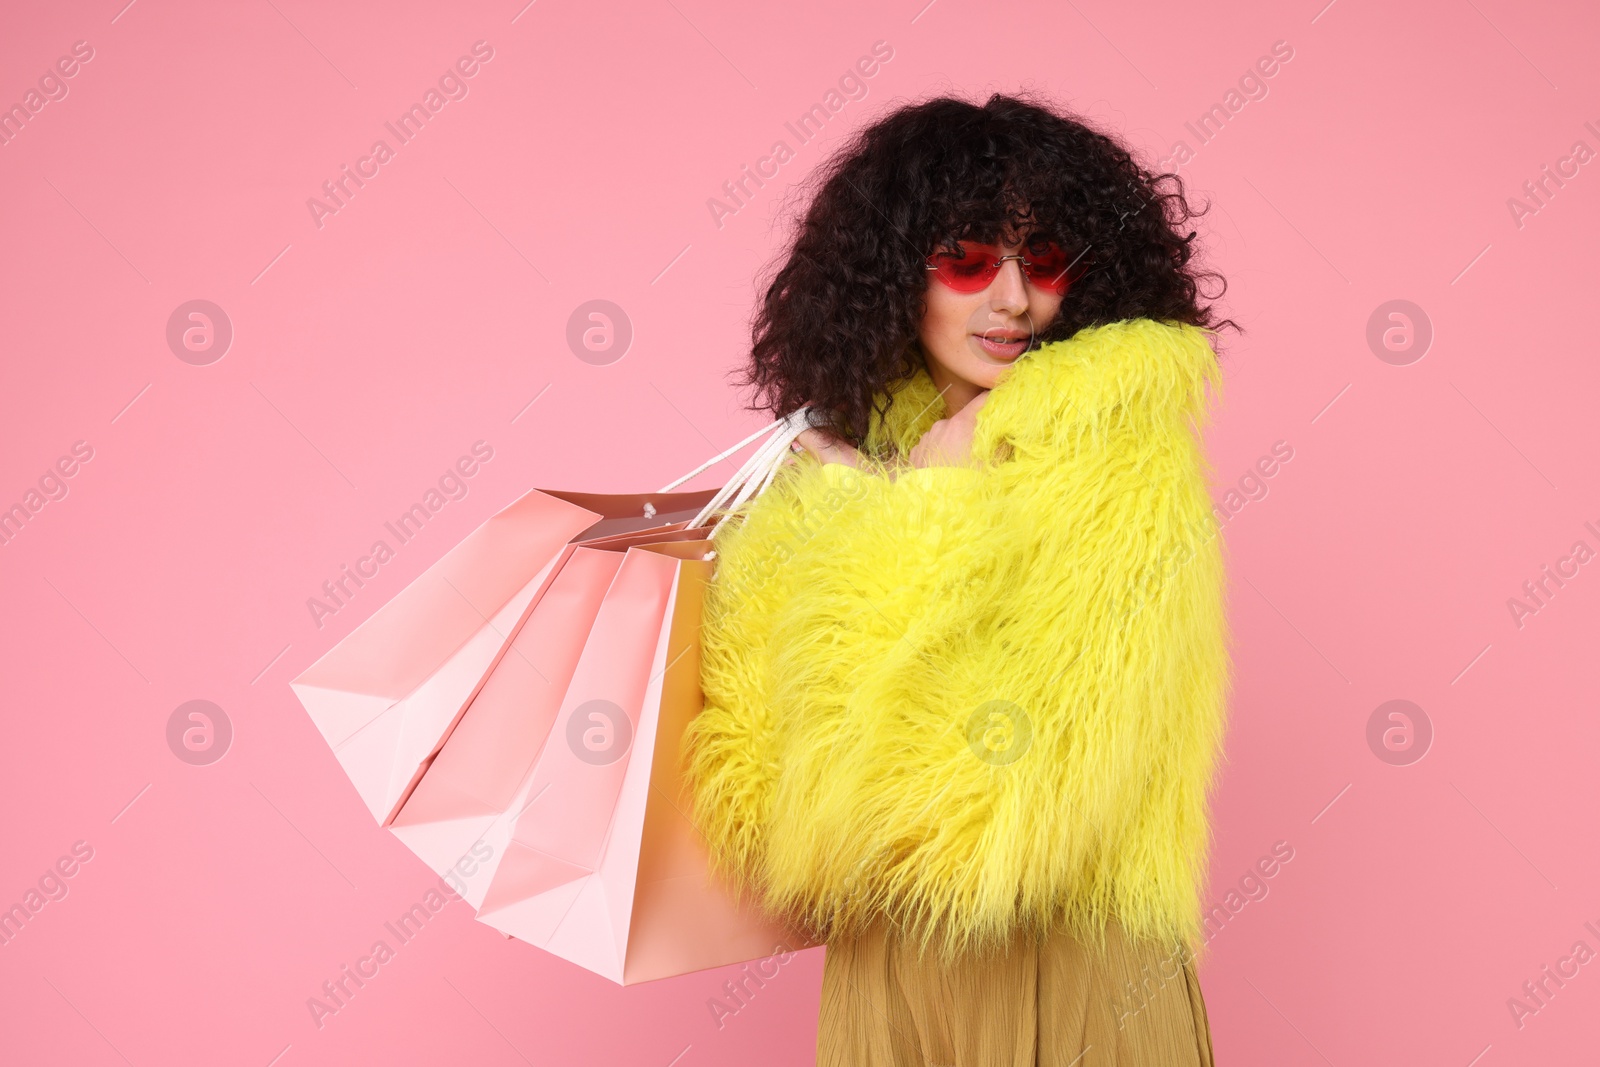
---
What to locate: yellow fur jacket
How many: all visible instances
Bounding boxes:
[681,318,1231,962]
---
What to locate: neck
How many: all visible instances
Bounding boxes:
[923,356,981,418]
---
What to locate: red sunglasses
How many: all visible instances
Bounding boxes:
[925,240,1082,296]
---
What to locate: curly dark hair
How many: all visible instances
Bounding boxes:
[733,91,1240,454]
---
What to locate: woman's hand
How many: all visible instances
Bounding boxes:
[791,427,866,468]
[908,390,989,468]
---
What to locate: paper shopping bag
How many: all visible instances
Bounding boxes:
[475,540,816,984]
[387,524,714,890]
[289,485,718,825]
[610,542,818,983]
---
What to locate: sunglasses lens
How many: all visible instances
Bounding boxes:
[1021,243,1073,294]
[928,244,999,292]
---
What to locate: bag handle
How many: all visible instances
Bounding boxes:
[657,406,823,540]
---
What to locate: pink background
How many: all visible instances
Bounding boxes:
[2,0,1597,1063]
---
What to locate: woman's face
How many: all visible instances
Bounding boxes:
[916,231,1066,411]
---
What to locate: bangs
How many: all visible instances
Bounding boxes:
[921,127,1086,261]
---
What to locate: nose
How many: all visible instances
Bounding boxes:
[989,256,1029,315]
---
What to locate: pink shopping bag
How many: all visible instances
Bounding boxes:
[289,486,718,825]
[293,406,826,984]
[387,523,713,890]
[475,539,816,983]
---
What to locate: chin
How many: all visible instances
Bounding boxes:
[955,365,1005,392]
[960,354,1012,384]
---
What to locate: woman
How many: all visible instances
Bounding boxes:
[683,93,1239,1065]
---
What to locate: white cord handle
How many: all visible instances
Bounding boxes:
[657,406,822,539]
[656,414,791,493]
[690,409,819,538]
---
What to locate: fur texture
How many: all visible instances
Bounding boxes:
[682,319,1232,963]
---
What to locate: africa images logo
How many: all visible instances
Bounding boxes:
[305,41,496,229]
[705,41,894,230]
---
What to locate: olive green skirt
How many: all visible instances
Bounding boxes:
[817,919,1215,1066]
